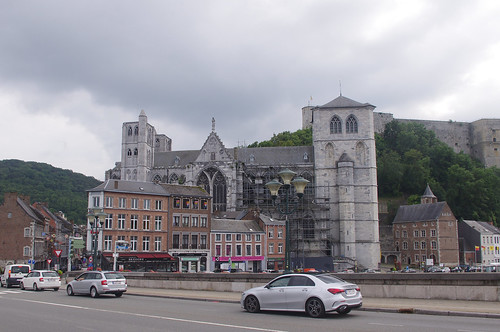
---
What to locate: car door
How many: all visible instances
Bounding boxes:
[258,276,291,310]
[285,276,316,310]
[72,273,89,293]
[24,272,35,289]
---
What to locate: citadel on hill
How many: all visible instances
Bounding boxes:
[105,95,499,270]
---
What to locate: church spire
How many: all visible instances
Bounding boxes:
[212,117,215,132]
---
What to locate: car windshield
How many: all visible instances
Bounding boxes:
[42,271,59,277]
[104,273,125,280]
[316,274,346,284]
[12,266,30,273]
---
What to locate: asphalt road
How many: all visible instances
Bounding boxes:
[1,288,499,332]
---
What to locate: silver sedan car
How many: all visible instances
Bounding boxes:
[241,273,362,318]
[66,271,127,298]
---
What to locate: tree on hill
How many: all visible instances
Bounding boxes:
[0,159,101,224]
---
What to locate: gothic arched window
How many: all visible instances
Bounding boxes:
[152,174,162,183]
[346,115,358,133]
[128,127,133,136]
[134,148,138,156]
[330,115,342,134]
[169,173,179,184]
[134,126,139,135]
[127,149,132,156]
[196,167,227,212]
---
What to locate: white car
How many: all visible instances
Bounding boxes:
[241,273,362,318]
[21,270,61,291]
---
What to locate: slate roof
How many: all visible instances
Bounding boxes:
[462,220,500,234]
[422,184,436,199]
[318,95,375,109]
[259,214,285,226]
[88,180,209,198]
[393,201,447,224]
[16,197,44,223]
[154,146,314,167]
[211,218,264,233]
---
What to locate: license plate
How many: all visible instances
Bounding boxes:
[345,289,356,296]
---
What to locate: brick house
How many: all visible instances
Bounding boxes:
[458,220,500,266]
[0,193,46,269]
[87,180,211,272]
[393,186,459,268]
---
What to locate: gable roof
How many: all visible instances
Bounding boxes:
[211,218,264,233]
[88,180,209,198]
[393,201,448,223]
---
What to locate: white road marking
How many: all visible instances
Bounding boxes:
[369,322,404,327]
[12,298,286,332]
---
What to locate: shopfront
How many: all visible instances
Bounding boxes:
[172,253,209,272]
[212,256,265,272]
[104,252,176,272]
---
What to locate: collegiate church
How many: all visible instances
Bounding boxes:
[106,95,381,270]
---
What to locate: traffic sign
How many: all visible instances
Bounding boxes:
[47,259,52,265]
[54,249,62,257]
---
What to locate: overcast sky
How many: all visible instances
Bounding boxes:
[1,1,499,180]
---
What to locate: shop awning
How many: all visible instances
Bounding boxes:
[104,252,174,260]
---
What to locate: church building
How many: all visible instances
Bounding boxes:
[106,95,381,270]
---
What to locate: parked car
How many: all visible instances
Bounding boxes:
[66,271,127,298]
[426,266,443,273]
[1,264,31,288]
[20,270,61,291]
[241,273,362,318]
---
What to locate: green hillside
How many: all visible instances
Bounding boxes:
[0,159,101,224]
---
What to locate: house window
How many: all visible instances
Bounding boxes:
[183,198,190,209]
[403,242,408,250]
[395,231,400,238]
[191,216,198,227]
[269,243,274,254]
[246,244,252,256]
[182,235,189,249]
[131,198,138,209]
[431,229,436,237]
[278,229,283,238]
[415,255,420,262]
[421,230,426,237]
[278,243,283,253]
[118,197,126,208]
[255,234,261,242]
[255,244,261,256]
[130,236,138,251]
[200,235,207,249]
[93,196,100,208]
[24,227,31,237]
[215,234,221,242]
[155,216,162,231]
[182,216,190,227]
[414,241,419,250]
[346,115,358,133]
[105,196,113,208]
[403,231,408,238]
[143,216,150,230]
[173,234,180,249]
[246,234,251,241]
[173,215,180,227]
[117,214,125,229]
[201,200,208,210]
[155,200,162,210]
[154,237,161,251]
[215,244,221,256]
[23,246,31,256]
[174,198,181,208]
[142,236,150,251]
[131,215,138,230]
[104,236,112,251]
[431,241,437,250]
[421,241,426,249]
[330,115,342,134]
[143,199,151,210]
[191,235,198,249]
[193,199,199,209]
[414,230,419,237]
[225,244,231,256]
[236,244,242,256]
[105,214,113,229]
[268,229,274,238]
[226,234,232,241]
[236,234,242,241]
[200,217,207,227]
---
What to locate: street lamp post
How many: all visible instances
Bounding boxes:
[87,209,106,271]
[265,169,309,272]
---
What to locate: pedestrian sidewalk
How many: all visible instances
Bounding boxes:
[126,286,500,319]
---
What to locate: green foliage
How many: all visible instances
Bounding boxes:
[0,159,101,224]
[248,128,312,147]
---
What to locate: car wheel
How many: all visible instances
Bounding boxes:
[90,286,99,298]
[33,283,39,291]
[115,292,123,298]
[20,282,25,290]
[54,287,59,291]
[337,307,351,315]
[306,297,325,318]
[244,295,260,313]
[66,285,74,296]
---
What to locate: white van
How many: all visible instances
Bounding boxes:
[1,264,31,288]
